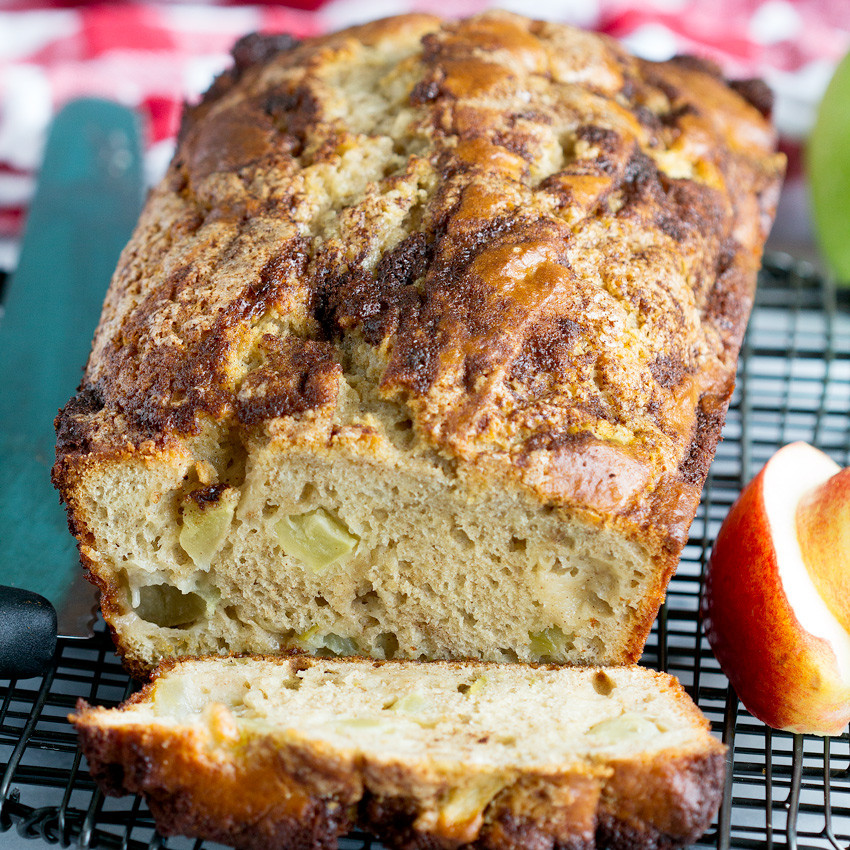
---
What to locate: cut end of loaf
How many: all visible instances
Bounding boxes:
[61,430,659,674]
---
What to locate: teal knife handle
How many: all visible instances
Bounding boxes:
[0,586,57,679]
[0,99,144,619]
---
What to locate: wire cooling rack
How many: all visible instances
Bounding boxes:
[2,253,850,850]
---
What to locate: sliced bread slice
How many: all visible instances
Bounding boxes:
[72,656,724,850]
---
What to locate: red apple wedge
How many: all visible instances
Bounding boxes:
[702,441,850,736]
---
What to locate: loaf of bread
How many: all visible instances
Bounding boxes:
[54,12,784,675]
[72,656,725,850]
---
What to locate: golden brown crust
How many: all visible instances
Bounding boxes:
[599,750,727,846]
[54,11,783,560]
[74,705,354,850]
[359,777,602,850]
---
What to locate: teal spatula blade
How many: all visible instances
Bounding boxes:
[0,98,144,638]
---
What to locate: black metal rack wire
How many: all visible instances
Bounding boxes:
[2,253,849,850]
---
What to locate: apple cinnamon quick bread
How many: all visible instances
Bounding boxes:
[72,656,725,850]
[53,12,784,675]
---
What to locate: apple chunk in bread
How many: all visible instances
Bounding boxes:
[702,441,850,736]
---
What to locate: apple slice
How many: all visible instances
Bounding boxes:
[702,442,850,736]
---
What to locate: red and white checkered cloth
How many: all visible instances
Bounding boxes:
[1,0,848,245]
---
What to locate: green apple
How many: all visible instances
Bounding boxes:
[808,50,850,282]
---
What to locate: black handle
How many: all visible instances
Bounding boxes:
[0,586,58,679]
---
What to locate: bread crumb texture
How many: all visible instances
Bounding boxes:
[72,657,726,850]
[54,13,784,674]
